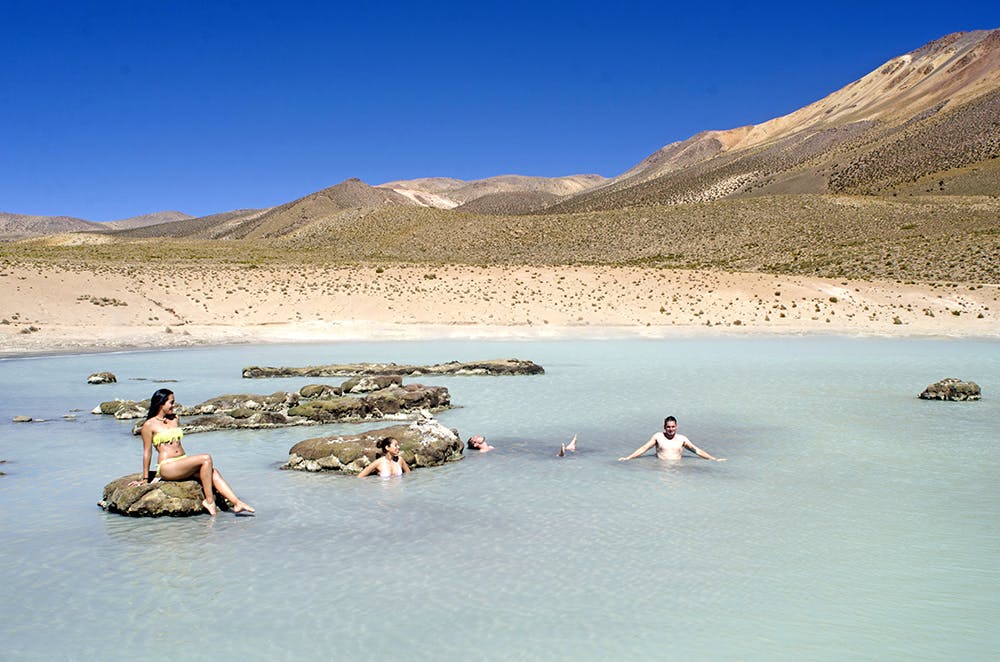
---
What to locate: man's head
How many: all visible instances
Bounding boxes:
[663,416,677,438]
[468,435,486,450]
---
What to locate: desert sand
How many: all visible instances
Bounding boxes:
[1,262,997,355]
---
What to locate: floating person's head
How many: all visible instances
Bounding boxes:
[467,435,487,450]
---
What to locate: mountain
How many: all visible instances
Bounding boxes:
[0,212,99,240]
[546,28,1000,212]
[100,211,193,231]
[378,174,607,210]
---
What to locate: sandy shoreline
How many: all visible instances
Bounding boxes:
[2,262,998,356]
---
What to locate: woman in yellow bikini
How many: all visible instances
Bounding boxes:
[130,388,254,515]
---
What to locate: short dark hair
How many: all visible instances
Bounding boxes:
[664,416,677,427]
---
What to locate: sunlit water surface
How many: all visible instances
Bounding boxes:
[1,338,998,660]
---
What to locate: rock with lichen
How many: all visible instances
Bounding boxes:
[918,378,981,401]
[243,358,545,378]
[87,372,117,384]
[284,417,463,474]
[98,474,229,517]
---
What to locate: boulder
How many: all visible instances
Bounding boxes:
[341,375,403,393]
[98,474,229,517]
[299,383,343,399]
[284,418,464,474]
[919,378,982,401]
[87,372,117,384]
[13,415,32,423]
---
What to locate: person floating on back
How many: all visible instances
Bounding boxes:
[557,434,577,457]
[618,416,725,462]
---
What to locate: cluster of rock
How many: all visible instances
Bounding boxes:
[98,357,545,516]
[99,475,230,517]
[918,378,982,401]
[93,379,451,433]
[284,418,463,474]
[242,358,544,379]
[87,372,117,384]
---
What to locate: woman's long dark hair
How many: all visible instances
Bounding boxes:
[146,388,174,421]
[376,437,396,457]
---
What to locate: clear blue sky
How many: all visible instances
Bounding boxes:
[2,1,996,221]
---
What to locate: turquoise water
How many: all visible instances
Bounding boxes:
[1,338,998,660]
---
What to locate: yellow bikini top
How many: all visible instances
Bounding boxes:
[151,428,183,446]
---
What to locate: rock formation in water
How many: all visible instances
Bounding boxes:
[93,382,452,433]
[918,377,982,401]
[284,417,463,474]
[87,371,117,384]
[99,474,229,516]
[242,358,544,378]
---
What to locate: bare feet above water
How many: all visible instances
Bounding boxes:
[233,500,255,514]
[566,434,577,452]
[557,443,566,457]
[202,499,218,516]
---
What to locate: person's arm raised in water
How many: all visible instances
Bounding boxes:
[357,457,383,478]
[618,436,657,461]
[682,439,726,461]
[399,456,411,473]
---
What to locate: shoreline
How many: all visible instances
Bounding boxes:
[2,262,998,357]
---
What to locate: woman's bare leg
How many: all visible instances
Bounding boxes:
[158,454,217,515]
[211,468,254,513]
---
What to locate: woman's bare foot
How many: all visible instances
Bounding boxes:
[202,499,218,516]
[557,443,566,457]
[233,500,255,514]
[566,434,577,452]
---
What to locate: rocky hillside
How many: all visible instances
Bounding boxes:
[378,174,606,209]
[100,211,193,231]
[0,212,98,240]
[546,29,1000,213]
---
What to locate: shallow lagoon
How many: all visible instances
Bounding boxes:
[1,337,998,660]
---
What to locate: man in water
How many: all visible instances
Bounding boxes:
[618,416,726,462]
[467,435,495,452]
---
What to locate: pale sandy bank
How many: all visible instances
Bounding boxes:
[1,263,997,355]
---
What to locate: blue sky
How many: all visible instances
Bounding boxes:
[2,1,996,221]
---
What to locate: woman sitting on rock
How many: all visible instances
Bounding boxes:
[129,388,254,515]
[357,436,411,478]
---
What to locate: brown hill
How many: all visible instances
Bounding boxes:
[0,212,98,240]
[203,178,419,240]
[548,29,1000,213]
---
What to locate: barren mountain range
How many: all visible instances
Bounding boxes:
[2,29,997,243]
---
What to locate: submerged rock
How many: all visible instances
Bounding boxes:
[87,372,117,384]
[243,358,545,378]
[99,474,229,517]
[13,416,32,423]
[919,378,981,401]
[284,418,463,474]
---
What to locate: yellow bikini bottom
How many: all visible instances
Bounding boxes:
[154,454,187,477]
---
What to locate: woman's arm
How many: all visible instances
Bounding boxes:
[131,424,154,485]
[357,457,381,478]
[400,457,411,473]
